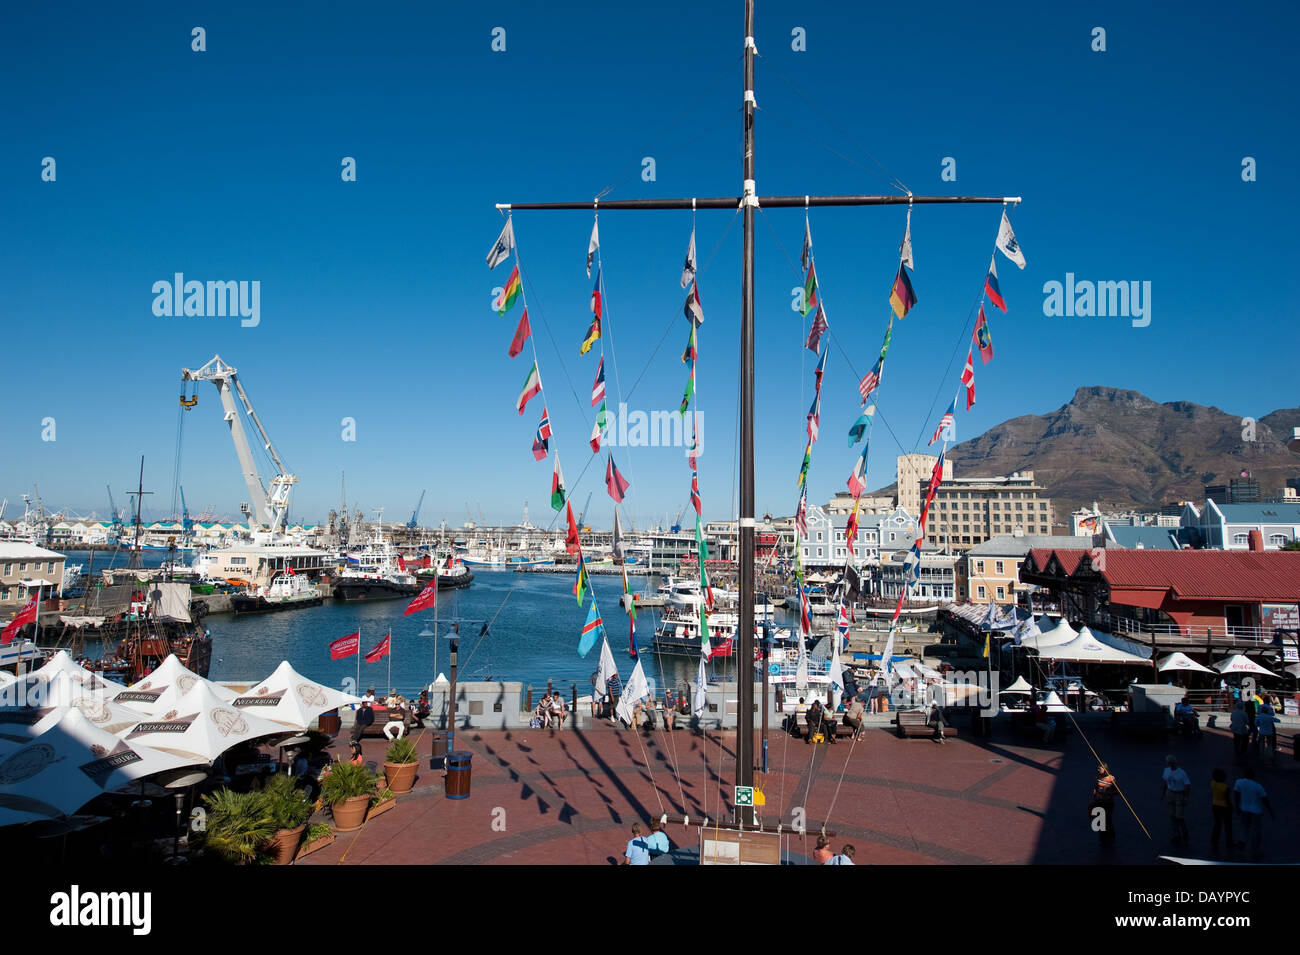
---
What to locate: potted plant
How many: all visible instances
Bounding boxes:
[368,787,397,818]
[297,822,335,858]
[319,759,375,832]
[383,736,419,794]
[261,773,312,865]
[200,788,275,865]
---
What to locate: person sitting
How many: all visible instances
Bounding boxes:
[414,691,430,727]
[351,700,375,743]
[842,696,866,741]
[549,690,568,729]
[662,693,676,731]
[805,699,826,743]
[349,741,364,765]
[1174,699,1201,737]
[535,692,554,728]
[927,702,946,743]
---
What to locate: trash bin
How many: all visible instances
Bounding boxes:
[430,732,448,767]
[317,709,341,737]
[445,750,473,800]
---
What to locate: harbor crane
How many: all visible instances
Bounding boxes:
[407,490,426,530]
[180,355,297,539]
[670,505,685,534]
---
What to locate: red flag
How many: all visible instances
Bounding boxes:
[508,307,531,358]
[1,596,37,645]
[974,306,994,364]
[396,555,407,572]
[565,501,581,554]
[403,582,438,616]
[330,631,360,660]
[365,632,391,663]
[961,348,976,410]
[605,455,630,503]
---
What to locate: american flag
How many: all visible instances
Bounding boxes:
[591,358,606,406]
[858,358,882,404]
[928,397,956,446]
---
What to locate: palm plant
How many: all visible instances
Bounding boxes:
[200,788,275,865]
[262,772,312,830]
[319,759,376,805]
[385,736,418,765]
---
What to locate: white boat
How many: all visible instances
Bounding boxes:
[806,588,836,616]
[332,528,419,602]
[231,571,323,614]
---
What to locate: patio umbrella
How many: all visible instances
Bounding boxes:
[228,660,362,731]
[1003,676,1035,694]
[4,672,150,736]
[0,706,202,823]
[1041,691,1073,713]
[119,681,294,763]
[32,650,127,697]
[1285,663,1300,678]
[112,654,237,716]
[1214,654,1277,677]
[1157,652,1216,675]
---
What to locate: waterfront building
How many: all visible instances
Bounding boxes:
[879,548,957,603]
[1101,523,1182,549]
[825,491,895,515]
[0,542,66,606]
[799,505,920,573]
[897,453,951,517]
[923,470,1053,551]
[1191,500,1300,550]
[963,533,1092,604]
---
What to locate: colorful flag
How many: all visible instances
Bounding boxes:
[837,604,851,647]
[929,397,956,446]
[486,217,514,270]
[551,453,566,511]
[983,633,990,659]
[985,259,1007,312]
[795,442,811,488]
[364,632,391,663]
[799,586,812,637]
[590,266,602,320]
[795,488,808,537]
[801,216,813,272]
[605,455,630,503]
[961,348,976,409]
[995,210,1026,269]
[679,366,695,415]
[329,631,359,660]
[515,361,542,415]
[579,315,601,356]
[858,358,883,404]
[574,553,590,606]
[690,474,702,516]
[495,265,522,316]
[680,322,697,365]
[587,218,599,278]
[565,501,581,554]
[681,227,697,289]
[848,404,875,446]
[532,407,551,461]
[805,302,828,353]
[404,582,437,616]
[684,281,704,326]
[974,306,994,363]
[814,345,827,393]
[889,264,917,319]
[0,595,37,645]
[806,392,820,446]
[801,262,818,317]
[845,498,861,549]
[578,598,605,658]
[847,446,868,497]
[590,416,603,453]
[591,357,605,406]
[698,604,712,660]
[507,307,531,358]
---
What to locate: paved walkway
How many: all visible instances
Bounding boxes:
[300,719,1299,865]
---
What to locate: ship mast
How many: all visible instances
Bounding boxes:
[497,0,1020,827]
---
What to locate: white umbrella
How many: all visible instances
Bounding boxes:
[119,681,293,763]
[1041,691,1073,713]
[31,650,127,697]
[0,707,201,822]
[113,654,237,716]
[227,660,362,730]
[1157,652,1216,675]
[1285,663,1300,678]
[1214,654,1277,677]
[1003,676,1035,694]
[6,672,150,736]
[1020,618,1078,651]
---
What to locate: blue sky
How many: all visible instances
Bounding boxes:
[2,1,1296,530]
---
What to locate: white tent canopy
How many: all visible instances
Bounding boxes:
[32,650,127,698]
[1002,676,1035,694]
[1214,654,1277,677]
[112,654,237,716]
[1041,691,1073,713]
[229,661,362,730]
[1020,618,1079,651]
[1157,652,1216,675]
[8,672,150,736]
[119,681,293,763]
[1040,627,1150,665]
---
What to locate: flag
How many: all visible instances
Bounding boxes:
[590,416,603,453]
[532,407,551,461]
[889,264,917,319]
[614,658,649,725]
[928,397,956,446]
[596,637,620,698]
[995,210,1026,269]
[486,217,514,270]
[606,455,630,503]
[961,348,976,409]
[795,442,811,488]
[795,489,808,537]
[587,218,599,277]
[879,623,897,688]
[799,586,812,637]
[589,266,602,320]
[591,357,606,406]
[404,582,438,616]
[574,553,590,605]
[396,555,407,572]
[692,654,708,717]
[679,366,695,415]
[565,501,581,554]
[848,404,875,446]
[806,392,820,446]
[515,361,542,415]
[801,262,818,317]
[684,281,704,326]
[847,447,868,497]
[698,604,712,659]
[844,564,862,601]
[365,632,391,663]
[550,452,566,511]
[1,595,37,645]
[680,323,697,365]
[690,474,702,515]
[507,307,531,358]
[801,216,813,272]
[495,265,523,316]
[845,499,860,549]
[804,303,828,353]
[983,634,990,659]
[837,604,851,646]
[985,259,1007,312]
[828,638,844,710]
[813,345,827,393]
[974,306,994,363]
[611,508,624,560]
[579,315,601,356]
[681,227,697,288]
[899,213,914,271]
[858,358,883,404]
[329,631,359,660]
[578,598,605,658]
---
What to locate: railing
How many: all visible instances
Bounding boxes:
[1099,615,1285,646]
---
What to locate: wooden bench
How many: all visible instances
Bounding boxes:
[894,708,961,739]
[1110,710,1170,741]
[788,712,854,741]
[355,707,416,739]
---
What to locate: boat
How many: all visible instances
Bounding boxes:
[459,553,553,569]
[415,553,476,590]
[84,583,213,682]
[651,609,795,658]
[806,587,836,616]
[230,570,324,614]
[332,528,420,601]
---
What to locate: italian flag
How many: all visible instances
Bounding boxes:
[495,265,523,316]
[515,361,541,415]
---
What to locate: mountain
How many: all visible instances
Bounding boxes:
[929,387,1299,518]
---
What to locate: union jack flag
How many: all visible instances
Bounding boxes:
[928,397,956,446]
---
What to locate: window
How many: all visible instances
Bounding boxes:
[976,560,985,574]
[996,586,1005,599]
[1269,534,1287,547]
[2,563,9,576]
[1232,534,1248,546]
[977,586,986,599]
[995,561,1004,574]
[230,557,247,565]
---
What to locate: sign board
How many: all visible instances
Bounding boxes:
[1286,647,1299,664]
[734,786,754,806]
[1261,603,1299,632]
[699,827,783,865]
[1285,699,1299,718]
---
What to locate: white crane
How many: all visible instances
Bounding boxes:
[180,355,298,540]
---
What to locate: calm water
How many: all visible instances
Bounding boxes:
[65,553,801,699]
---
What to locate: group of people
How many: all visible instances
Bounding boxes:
[350,687,431,743]
[1227,696,1283,760]
[534,689,568,729]
[787,692,871,744]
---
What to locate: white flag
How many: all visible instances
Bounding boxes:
[595,636,619,698]
[587,218,600,278]
[795,643,809,690]
[995,211,1025,269]
[899,206,914,271]
[879,625,896,688]
[486,217,514,270]
[692,653,708,717]
[615,658,649,725]
[828,639,844,710]
[680,227,696,289]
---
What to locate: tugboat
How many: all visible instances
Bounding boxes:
[230,569,324,614]
[415,552,475,590]
[332,528,420,602]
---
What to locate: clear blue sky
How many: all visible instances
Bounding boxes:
[2,1,1296,530]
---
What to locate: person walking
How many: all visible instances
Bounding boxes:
[621,824,651,865]
[1255,703,1279,763]
[1209,768,1233,855]
[1232,767,1273,859]
[644,819,670,859]
[1160,755,1191,845]
[1229,702,1250,759]
[1090,764,1117,846]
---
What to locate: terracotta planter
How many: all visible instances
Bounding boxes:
[368,796,396,818]
[330,794,370,832]
[384,760,418,794]
[268,824,306,865]
[297,832,334,858]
